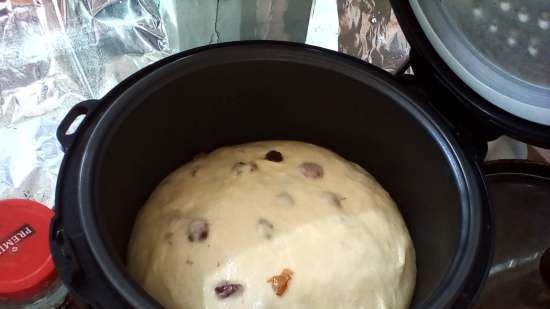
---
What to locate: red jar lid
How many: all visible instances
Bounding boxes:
[0,199,57,302]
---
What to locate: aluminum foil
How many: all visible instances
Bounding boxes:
[159,0,409,71]
[336,0,410,73]
[0,0,170,206]
[306,0,410,73]
[0,0,410,208]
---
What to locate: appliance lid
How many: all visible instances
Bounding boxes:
[475,160,550,309]
[409,0,550,126]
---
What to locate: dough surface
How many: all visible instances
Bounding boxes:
[127,141,416,309]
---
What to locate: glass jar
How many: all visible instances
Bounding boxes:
[0,199,76,309]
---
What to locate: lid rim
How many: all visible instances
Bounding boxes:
[409,1,550,126]
[390,0,550,148]
[483,159,550,177]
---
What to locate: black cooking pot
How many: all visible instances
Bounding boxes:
[51,42,492,309]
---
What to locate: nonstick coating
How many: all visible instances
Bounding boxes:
[53,43,489,309]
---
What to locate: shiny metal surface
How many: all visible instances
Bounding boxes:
[0,0,170,206]
[0,0,409,208]
[475,162,550,309]
[337,0,410,74]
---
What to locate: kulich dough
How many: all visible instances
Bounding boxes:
[127,141,416,309]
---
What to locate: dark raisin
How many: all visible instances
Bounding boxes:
[265,150,284,162]
[257,218,275,239]
[188,218,209,242]
[186,259,193,265]
[215,282,243,298]
[300,162,324,179]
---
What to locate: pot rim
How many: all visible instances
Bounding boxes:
[72,42,490,309]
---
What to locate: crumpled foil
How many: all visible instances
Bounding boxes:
[336,0,410,73]
[0,0,410,207]
[0,0,170,206]
[305,0,410,73]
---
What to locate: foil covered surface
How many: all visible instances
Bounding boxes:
[337,0,410,73]
[0,0,410,207]
[0,0,170,206]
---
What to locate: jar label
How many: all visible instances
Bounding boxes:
[0,224,36,257]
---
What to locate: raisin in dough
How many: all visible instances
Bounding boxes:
[127,141,416,309]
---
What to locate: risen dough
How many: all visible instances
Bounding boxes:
[128,141,416,309]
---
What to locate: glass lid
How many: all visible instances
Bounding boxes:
[410,0,550,126]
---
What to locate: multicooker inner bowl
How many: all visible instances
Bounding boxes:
[51,43,492,309]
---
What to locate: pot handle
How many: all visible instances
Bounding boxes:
[57,100,99,152]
